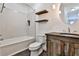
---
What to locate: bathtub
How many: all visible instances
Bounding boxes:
[0,36,35,56]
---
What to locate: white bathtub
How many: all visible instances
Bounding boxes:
[0,36,35,56]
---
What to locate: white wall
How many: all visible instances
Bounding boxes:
[26,12,36,37]
[0,3,36,39]
[0,3,69,40]
[1,3,79,40]
[36,3,68,35]
[0,8,27,39]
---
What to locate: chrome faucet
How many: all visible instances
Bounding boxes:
[68,26,70,33]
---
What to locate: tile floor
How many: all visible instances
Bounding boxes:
[13,49,47,56]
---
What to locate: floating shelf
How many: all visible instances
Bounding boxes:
[35,10,48,15]
[35,19,48,23]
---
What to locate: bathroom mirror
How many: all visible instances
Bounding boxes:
[59,3,79,25]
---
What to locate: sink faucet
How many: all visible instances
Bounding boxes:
[68,26,70,33]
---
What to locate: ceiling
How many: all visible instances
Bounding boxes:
[0,3,53,14]
[25,3,53,12]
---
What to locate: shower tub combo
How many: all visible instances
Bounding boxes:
[0,36,35,56]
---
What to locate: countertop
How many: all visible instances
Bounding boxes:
[45,32,79,39]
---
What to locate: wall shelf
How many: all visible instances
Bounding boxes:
[35,19,48,23]
[35,10,48,15]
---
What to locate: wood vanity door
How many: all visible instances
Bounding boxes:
[50,40,54,55]
[47,40,51,56]
[59,41,65,56]
[50,39,59,56]
[47,39,54,56]
[47,40,54,56]
[74,44,79,56]
[47,36,65,56]
[47,38,60,56]
[69,43,79,56]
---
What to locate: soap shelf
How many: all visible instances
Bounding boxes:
[35,19,48,23]
[35,10,48,15]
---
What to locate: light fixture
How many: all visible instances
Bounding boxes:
[52,5,56,9]
[59,10,61,14]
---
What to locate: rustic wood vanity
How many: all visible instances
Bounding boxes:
[46,32,79,56]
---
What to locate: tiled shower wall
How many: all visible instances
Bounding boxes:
[0,3,36,39]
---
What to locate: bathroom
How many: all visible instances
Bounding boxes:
[0,3,79,56]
